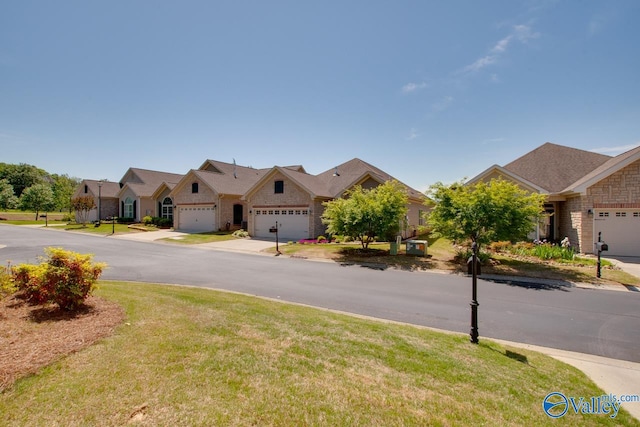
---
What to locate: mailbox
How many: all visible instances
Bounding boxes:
[596,242,608,252]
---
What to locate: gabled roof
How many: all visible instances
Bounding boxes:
[151,182,178,200]
[503,142,611,193]
[175,160,270,197]
[243,158,425,202]
[316,158,424,200]
[118,168,184,198]
[562,144,640,194]
[244,166,333,200]
[74,179,120,198]
[465,164,549,193]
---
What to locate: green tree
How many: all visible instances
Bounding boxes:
[19,183,55,220]
[426,179,546,249]
[51,174,81,213]
[0,179,18,210]
[71,195,96,226]
[0,163,48,197]
[322,180,408,249]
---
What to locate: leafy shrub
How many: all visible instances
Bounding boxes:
[117,217,135,224]
[232,229,249,238]
[0,265,17,300]
[488,241,511,252]
[454,248,491,264]
[316,235,326,242]
[13,248,106,311]
[142,215,153,225]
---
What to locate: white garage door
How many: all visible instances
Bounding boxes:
[254,208,310,241]
[593,209,640,256]
[178,205,216,232]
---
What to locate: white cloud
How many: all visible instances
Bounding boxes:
[491,36,512,53]
[513,24,540,42]
[590,144,640,155]
[402,82,427,93]
[460,24,540,75]
[406,128,419,141]
[462,55,496,73]
[432,96,454,112]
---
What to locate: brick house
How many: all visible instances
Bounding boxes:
[468,142,640,256]
[116,168,184,222]
[72,179,120,222]
[171,158,426,240]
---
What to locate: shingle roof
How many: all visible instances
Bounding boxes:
[191,161,270,195]
[563,144,640,193]
[123,168,184,197]
[76,180,120,198]
[504,142,611,193]
[316,158,424,199]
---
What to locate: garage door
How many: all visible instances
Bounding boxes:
[177,205,216,233]
[593,209,640,256]
[254,208,310,241]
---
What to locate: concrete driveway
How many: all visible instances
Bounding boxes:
[110,229,276,253]
[605,256,640,281]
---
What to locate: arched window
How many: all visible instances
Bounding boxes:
[162,197,173,220]
[124,197,134,219]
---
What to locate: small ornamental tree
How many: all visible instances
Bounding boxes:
[322,180,408,249]
[19,183,55,220]
[427,178,546,250]
[13,248,106,311]
[0,178,18,210]
[72,195,96,226]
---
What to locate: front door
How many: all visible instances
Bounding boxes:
[233,204,243,226]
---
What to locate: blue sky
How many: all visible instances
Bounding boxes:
[1,1,639,192]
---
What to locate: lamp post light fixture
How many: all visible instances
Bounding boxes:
[97,180,103,224]
[470,241,479,344]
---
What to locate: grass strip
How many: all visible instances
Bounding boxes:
[1,281,637,426]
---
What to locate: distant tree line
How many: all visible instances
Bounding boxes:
[0,163,81,218]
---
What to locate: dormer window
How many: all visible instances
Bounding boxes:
[274,180,284,194]
[192,182,199,193]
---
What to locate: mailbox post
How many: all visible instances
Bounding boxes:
[270,221,281,255]
[470,241,479,344]
[595,232,609,278]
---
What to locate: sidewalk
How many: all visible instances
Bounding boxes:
[493,339,640,421]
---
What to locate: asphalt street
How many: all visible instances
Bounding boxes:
[2,224,639,363]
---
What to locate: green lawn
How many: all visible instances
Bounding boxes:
[1,282,637,426]
[161,230,237,244]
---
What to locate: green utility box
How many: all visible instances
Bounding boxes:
[406,240,427,256]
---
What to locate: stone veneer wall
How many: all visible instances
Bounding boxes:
[558,196,585,253]
[246,171,314,239]
[560,159,640,254]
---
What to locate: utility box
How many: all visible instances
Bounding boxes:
[406,240,427,256]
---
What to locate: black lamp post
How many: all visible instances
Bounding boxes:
[97,180,103,224]
[470,241,479,344]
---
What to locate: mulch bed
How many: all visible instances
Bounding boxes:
[0,293,125,391]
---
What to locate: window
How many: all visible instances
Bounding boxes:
[634,212,639,217]
[598,212,609,218]
[124,197,134,219]
[192,182,199,193]
[615,212,627,217]
[274,180,284,194]
[84,185,88,193]
[418,209,424,226]
[161,197,173,220]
